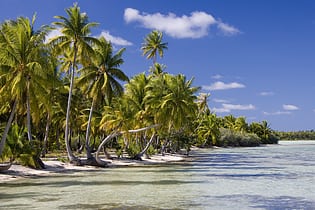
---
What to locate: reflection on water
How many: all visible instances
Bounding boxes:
[1,141,315,210]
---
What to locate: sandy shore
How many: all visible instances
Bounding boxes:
[0,154,187,183]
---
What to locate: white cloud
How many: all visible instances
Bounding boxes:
[124,8,240,38]
[260,91,275,96]
[222,103,255,111]
[263,111,291,116]
[202,81,245,91]
[45,28,62,43]
[213,98,230,103]
[212,103,255,113]
[283,104,299,111]
[99,31,133,46]
[217,21,240,35]
[212,107,231,113]
[212,74,223,79]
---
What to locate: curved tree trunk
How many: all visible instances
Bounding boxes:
[0,100,17,156]
[64,44,80,165]
[95,132,120,166]
[95,124,160,166]
[134,133,156,160]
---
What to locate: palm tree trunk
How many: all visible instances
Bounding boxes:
[134,133,156,160]
[64,43,80,164]
[95,132,120,166]
[26,81,32,142]
[95,125,160,166]
[0,100,17,156]
[85,99,95,159]
[41,113,51,157]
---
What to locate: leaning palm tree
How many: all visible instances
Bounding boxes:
[50,3,98,163]
[0,16,50,165]
[77,37,128,162]
[141,30,168,64]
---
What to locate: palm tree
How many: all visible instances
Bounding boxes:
[77,37,128,161]
[144,73,199,140]
[234,117,248,133]
[141,30,168,64]
[0,16,50,162]
[196,93,211,117]
[260,120,272,142]
[196,113,220,146]
[223,115,236,130]
[50,3,98,163]
[124,73,151,128]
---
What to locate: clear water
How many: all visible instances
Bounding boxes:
[1,141,315,210]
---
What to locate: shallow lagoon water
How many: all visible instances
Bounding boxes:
[1,141,315,209]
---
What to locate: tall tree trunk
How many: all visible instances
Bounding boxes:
[0,100,17,156]
[26,81,32,142]
[41,113,51,157]
[85,99,95,159]
[64,43,80,164]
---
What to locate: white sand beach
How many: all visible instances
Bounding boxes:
[0,154,186,183]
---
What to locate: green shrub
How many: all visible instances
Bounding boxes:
[126,143,141,158]
[261,133,279,144]
[217,128,261,147]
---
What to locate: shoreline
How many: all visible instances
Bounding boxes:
[0,153,188,183]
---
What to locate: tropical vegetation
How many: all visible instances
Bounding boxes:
[0,4,280,168]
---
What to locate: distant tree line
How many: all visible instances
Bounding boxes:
[275,130,315,140]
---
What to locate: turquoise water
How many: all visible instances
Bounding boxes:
[1,141,315,209]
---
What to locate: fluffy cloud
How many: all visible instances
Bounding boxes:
[124,8,240,38]
[212,107,231,113]
[212,103,255,113]
[222,103,255,111]
[263,111,291,116]
[99,31,133,46]
[283,104,299,111]
[260,91,275,96]
[202,81,245,91]
[46,29,133,47]
[217,21,240,36]
[213,98,230,103]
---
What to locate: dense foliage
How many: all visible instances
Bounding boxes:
[276,130,315,140]
[0,4,279,168]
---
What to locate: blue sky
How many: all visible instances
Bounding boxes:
[1,0,315,131]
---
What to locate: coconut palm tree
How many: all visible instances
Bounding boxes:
[77,37,128,161]
[147,74,199,132]
[234,116,248,133]
[124,73,151,128]
[0,16,50,163]
[223,115,237,130]
[141,30,168,64]
[50,3,98,163]
[196,113,220,146]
